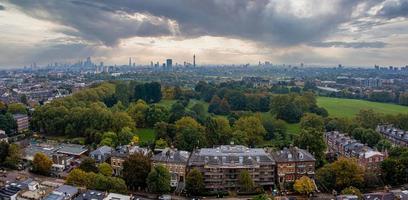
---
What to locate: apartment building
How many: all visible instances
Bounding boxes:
[187,145,276,192]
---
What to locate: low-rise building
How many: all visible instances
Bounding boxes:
[270,146,316,185]
[43,185,78,200]
[90,146,113,163]
[376,125,408,147]
[103,193,130,200]
[188,145,276,192]
[152,148,190,189]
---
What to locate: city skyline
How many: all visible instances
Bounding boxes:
[0,0,408,68]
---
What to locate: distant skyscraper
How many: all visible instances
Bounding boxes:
[193,54,196,67]
[166,59,172,69]
[129,57,132,67]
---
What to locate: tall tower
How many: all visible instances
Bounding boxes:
[193,54,196,67]
[129,57,132,67]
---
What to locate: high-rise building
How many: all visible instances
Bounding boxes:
[166,59,172,69]
[193,54,196,67]
[129,57,132,67]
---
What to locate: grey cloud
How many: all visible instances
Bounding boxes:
[378,0,408,18]
[310,41,387,48]
[8,0,174,46]
[7,0,365,47]
[0,5,5,10]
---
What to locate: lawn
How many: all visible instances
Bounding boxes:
[156,99,176,109]
[317,96,408,118]
[136,128,156,143]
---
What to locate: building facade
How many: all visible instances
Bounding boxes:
[13,114,29,133]
[188,145,275,192]
[270,146,316,186]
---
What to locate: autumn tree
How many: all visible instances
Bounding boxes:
[32,152,53,175]
[316,157,364,191]
[293,176,315,195]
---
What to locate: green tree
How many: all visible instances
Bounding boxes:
[186,168,205,196]
[238,170,255,192]
[300,113,324,131]
[123,152,152,190]
[147,165,171,194]
[175,117,207,151]
[356,109,382,129]
[293,176,315,195]
[32,152,53,175]
[127,99,148,128]
[7,103,27,114]
[115,82,130,106]
[234,116,266,146]
[117,127,133,146]
[146,105,169,127]
[341,186,362,199]
[108,177,127,194]
[0,142,10,164]
[66,168,88,186]
[155,138,168,149]
[79,157,98,173]
[98,163,113,176]
[205,117,232,146]
[4,144,21,169]
[295,128,326,164]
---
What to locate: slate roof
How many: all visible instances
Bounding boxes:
[188,145,275,166]
[152,148,190,164]
[271,146,316,163]
[90,146,113,156]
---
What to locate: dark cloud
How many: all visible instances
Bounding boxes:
[8,0,364,47]
[310,41,387,48]
[378,0,408,18]
[0,5,5,10]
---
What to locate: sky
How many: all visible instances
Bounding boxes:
[0,0,408,68]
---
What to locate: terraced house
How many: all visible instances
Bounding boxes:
[325,131,386,173]
[376,125,408,147]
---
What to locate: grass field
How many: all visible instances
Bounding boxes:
[317,96,408,118]
[136,128,156,143]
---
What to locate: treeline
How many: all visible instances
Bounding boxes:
[31,81,162,145]
[195,81,327,123]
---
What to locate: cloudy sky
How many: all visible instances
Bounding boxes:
[0,0,408,68]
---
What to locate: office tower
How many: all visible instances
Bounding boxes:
[193,54,196,67]
[166,59,172,69]
[129,57,132,67]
